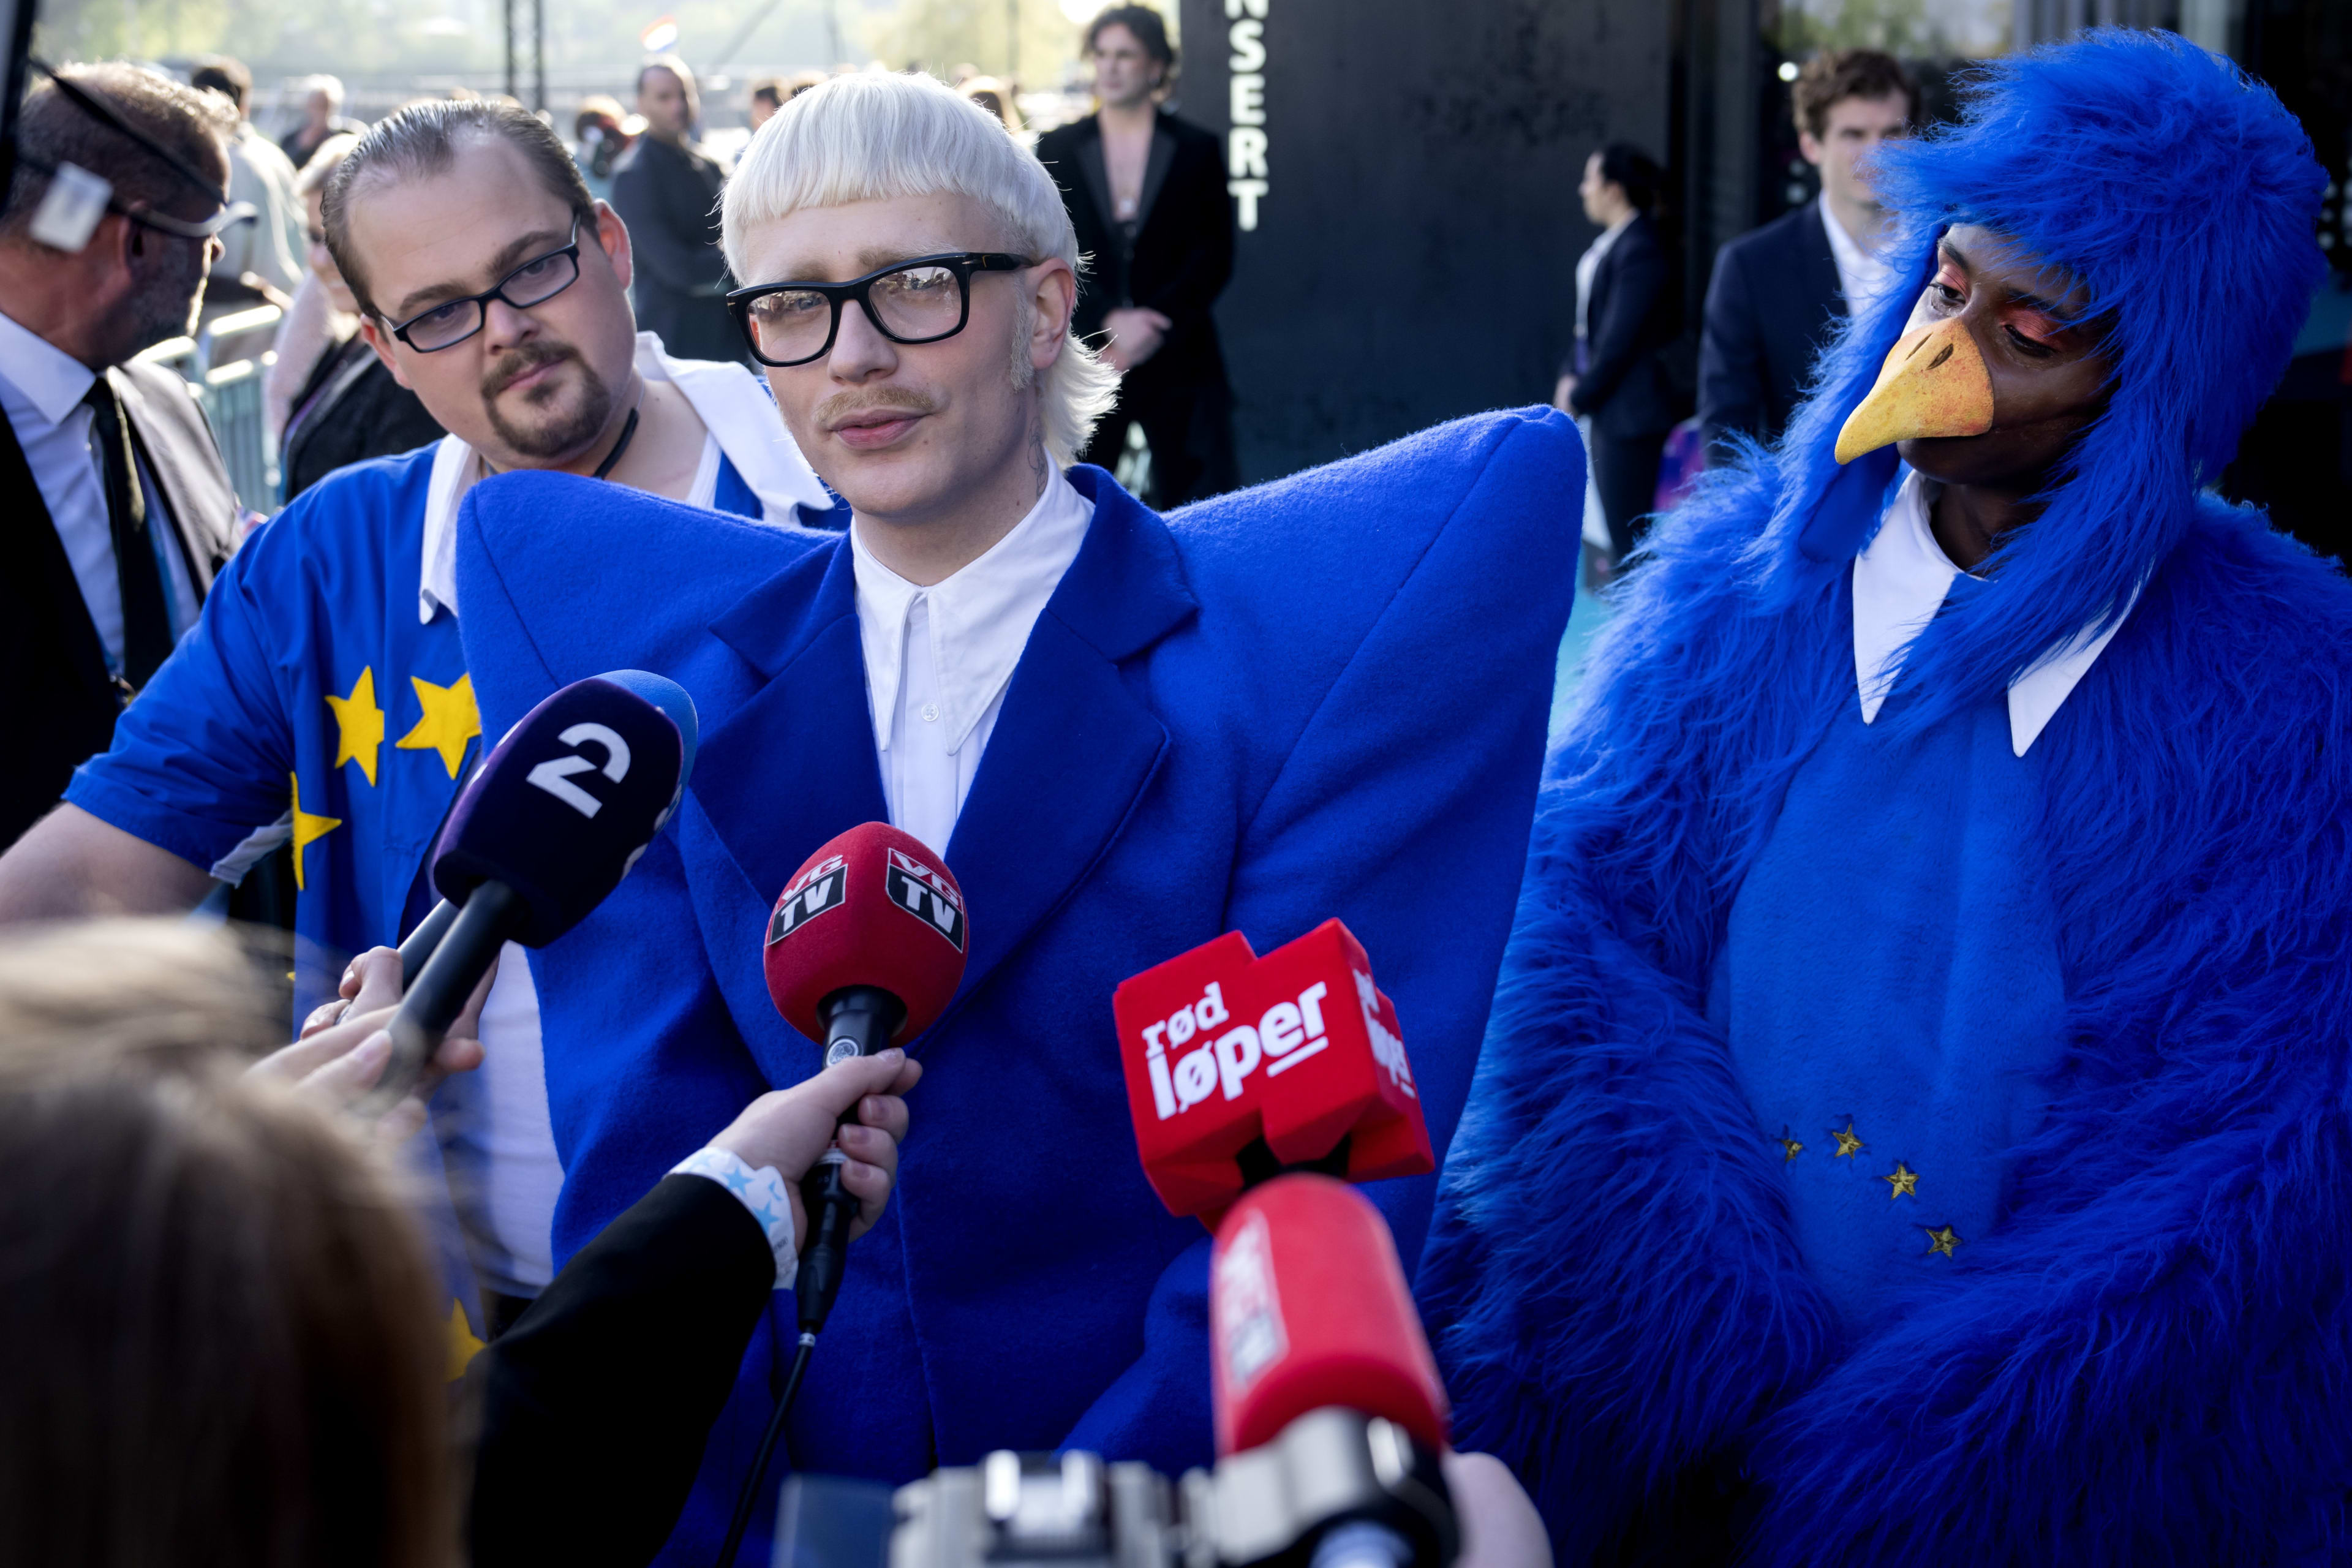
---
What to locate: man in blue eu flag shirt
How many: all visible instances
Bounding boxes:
[449,72,1580,1562]
[0,100,832,1345]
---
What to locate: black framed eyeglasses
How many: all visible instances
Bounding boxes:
[726,252,1033,368]
[385,218,587,352]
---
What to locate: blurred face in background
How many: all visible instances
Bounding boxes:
[304,187,358,315]
[1577,151,1630,228]
[351,134,640,467]
[1802,91,1910,213]
[638,65,694,141]
[305,88,334,130]
[1090,24,1162,111]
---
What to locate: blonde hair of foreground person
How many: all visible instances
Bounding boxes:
[0,919,451,1568]
[722,70,1120,469]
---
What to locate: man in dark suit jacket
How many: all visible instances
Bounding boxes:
[611,56,738,364]
[1698,50,1914,462]
[0,64,244,851]
[1036,6,1238,507]
[1556,143,1681,562]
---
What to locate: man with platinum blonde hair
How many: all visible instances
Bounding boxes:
[451,69,1581,1561]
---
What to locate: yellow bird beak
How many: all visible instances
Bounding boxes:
[1832,317,1995,465]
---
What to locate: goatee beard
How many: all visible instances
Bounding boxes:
[483,342,613,461]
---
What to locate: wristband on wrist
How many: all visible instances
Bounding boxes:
[671,1147,799,1291]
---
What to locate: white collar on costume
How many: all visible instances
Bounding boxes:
[1852,468,2136,757]
[418,331,832,624]
[850,463,1094,758]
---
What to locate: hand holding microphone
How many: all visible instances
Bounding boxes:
[251,944,489,1144]
[703,1047,924,1252]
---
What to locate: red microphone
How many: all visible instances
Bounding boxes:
[1209,1172,1450,1458]
[1111,919,1433,1225]
[763,822,968,1336]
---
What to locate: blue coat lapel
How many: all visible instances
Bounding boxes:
[695,538,891,907]
[945,468,1196,1002]
[692,469,1196,1009]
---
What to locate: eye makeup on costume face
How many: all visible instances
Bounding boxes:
[1929,247,2071,360]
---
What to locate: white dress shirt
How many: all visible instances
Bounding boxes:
[0,309,202,671]
[1853,469,2136,756]
[1820,189,1896,314]
[852,464,1095,858]
[409,330,832,1297]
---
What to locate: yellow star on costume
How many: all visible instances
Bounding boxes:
[325,666,385,785]
[1883,1161,1919,1199]
[1778,1128,1804,1163]
[288,772,341,892]
[1923,1224,1961,1258]
[445,1298,485,1379]
[1831,1120,1865,1158]
[396,672,480,779]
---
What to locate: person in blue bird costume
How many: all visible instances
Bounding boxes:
[1418,29,2352,1567]
[451,71,1580,1563]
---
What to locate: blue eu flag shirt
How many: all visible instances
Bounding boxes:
[66,335,835,1356]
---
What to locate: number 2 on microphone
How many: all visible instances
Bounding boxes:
[526,722,633,817]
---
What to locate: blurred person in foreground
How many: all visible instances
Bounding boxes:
[271,133,445,500]
[1038,6,1237,507]
[1423,31,2351,1564]
[611,55,738,362]
[188,54,307,304]
[0,97,833,1344]
[450,68,1577,1561]
[1700,50,1915,462]
[280,73,364,168]
[0,916,919,1567]
[0,63,246,853]
[1553,143,1680,564]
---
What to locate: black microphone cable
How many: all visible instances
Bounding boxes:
[710,985,903,1567]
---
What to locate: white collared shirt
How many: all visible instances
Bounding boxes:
[1574,213,1636,342]
[1820,190,1896,315]
[0,309,202,670]
[1853,469,2135,756]
[417,331,832,624]
[852,464,1095,858]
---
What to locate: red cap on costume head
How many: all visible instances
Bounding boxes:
[763,823,968,1043]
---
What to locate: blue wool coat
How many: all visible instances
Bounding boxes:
[1418,483,2352,1565]
[454,410,1582,1564]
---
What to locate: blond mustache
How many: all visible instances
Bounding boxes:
[815,388,937,429]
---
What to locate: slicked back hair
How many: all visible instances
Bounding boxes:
[723,70,1120,469]
[0,63,233,244]
[322,97,597,319]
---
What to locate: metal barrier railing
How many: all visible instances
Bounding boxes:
[135,301,286,518]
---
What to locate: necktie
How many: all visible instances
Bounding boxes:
[82,376,173,692]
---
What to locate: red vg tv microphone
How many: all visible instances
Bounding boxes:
[355,669,697,1115]
[763,821,968,1336]
[1112,919,1434,1226]
[718,823,968,1568]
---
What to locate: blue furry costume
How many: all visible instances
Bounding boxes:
[1419,32,2351,1566]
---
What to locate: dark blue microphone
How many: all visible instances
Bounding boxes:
[357,670,698,1113]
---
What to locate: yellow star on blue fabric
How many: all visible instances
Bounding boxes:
[1883,1161,1919,1199]
[1778,1128,1804,1163]
[1923,1224,1961,1258]
[289,773,341,892]
[396,672,480,779]
[445,1298,484,1380]
[1831,1120,1865,1158]
[325,666,385,785]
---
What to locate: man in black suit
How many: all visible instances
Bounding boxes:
[0,64,244,851]
[1555,142,1681,563]
[609,55,737,364]
[1037,6,1238,508]
[1698,50,1914,462]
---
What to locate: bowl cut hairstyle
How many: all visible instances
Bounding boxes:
[723,70,1120,470]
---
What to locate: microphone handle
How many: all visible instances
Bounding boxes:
[796,984,906,1336]
[397,899,460,988]
[355,881,527,1117]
